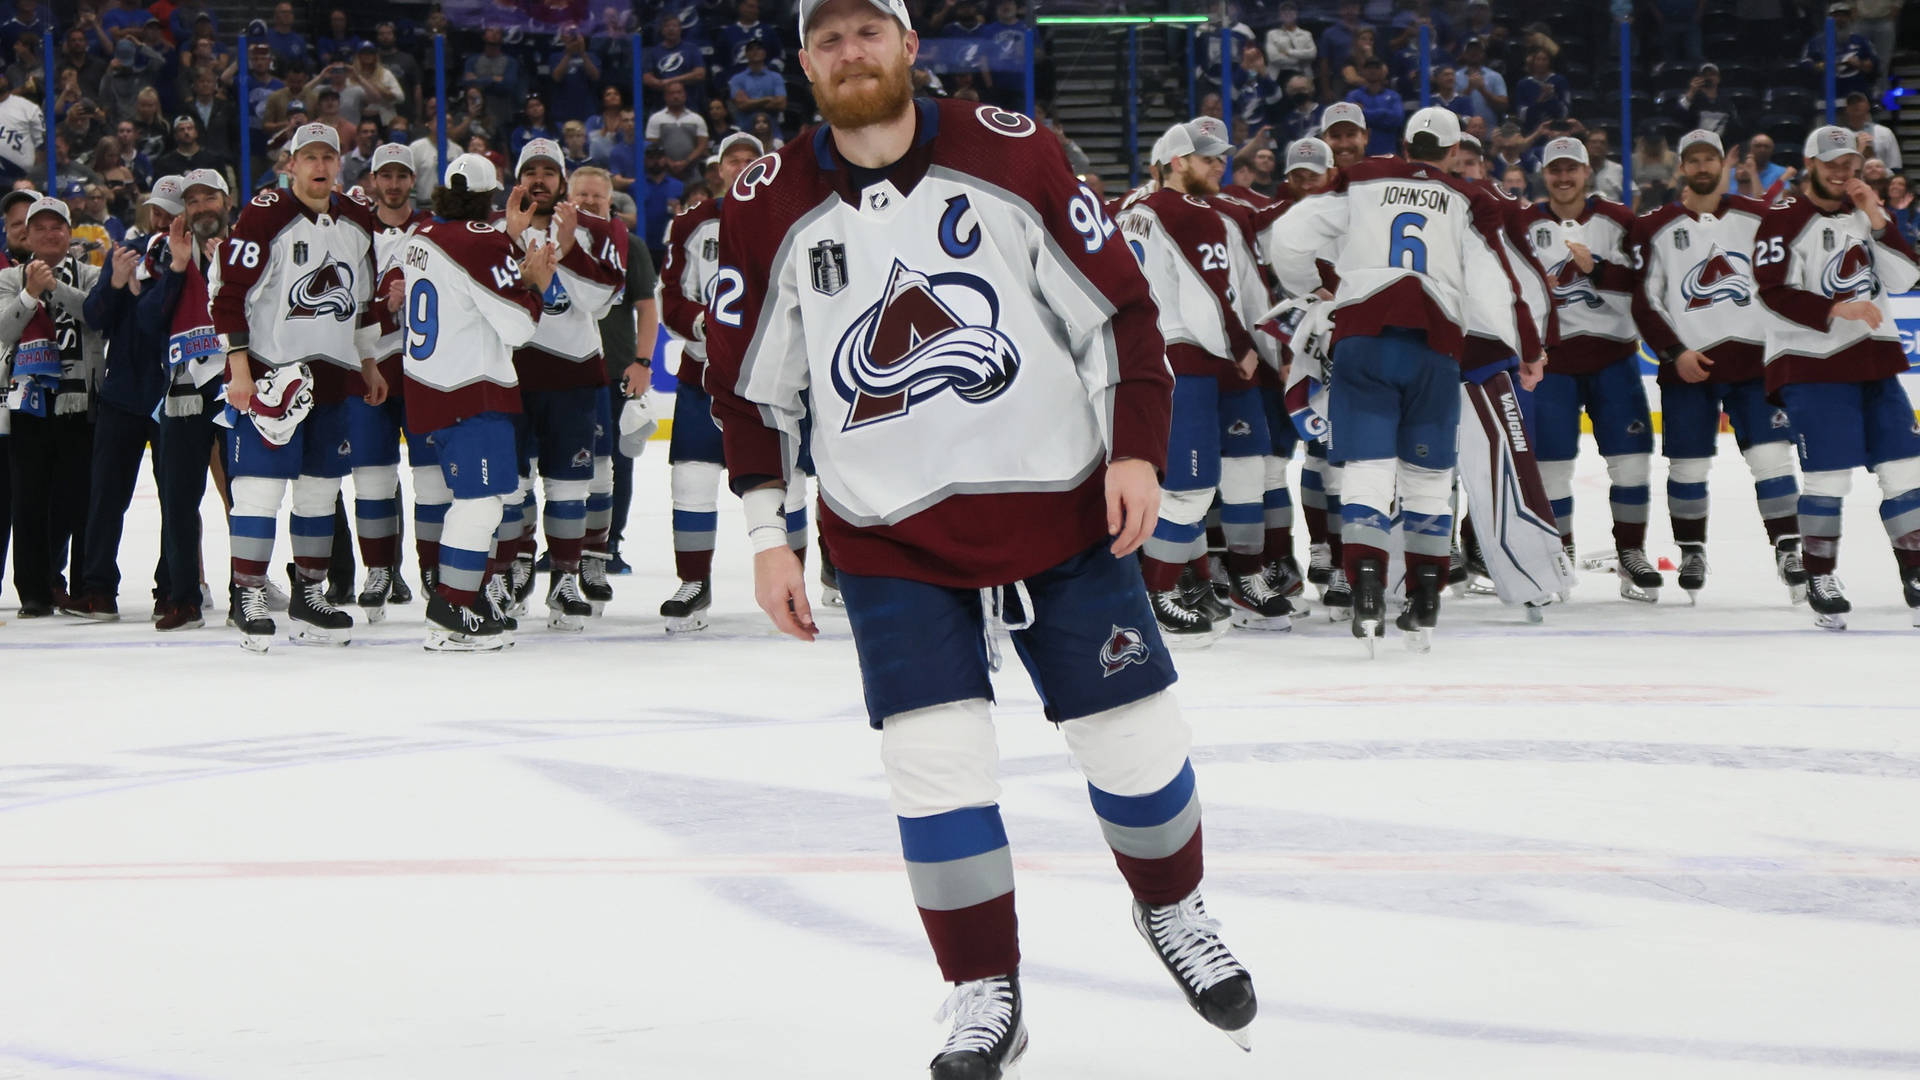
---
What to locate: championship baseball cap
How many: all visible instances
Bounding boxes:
[370,142,415,174]
[1676,128,1724,157]
[290,122,341,153]
[1804,124,1861,162]
[799,0,913,39]
[716,131,765,161]
[181,168,229,196]
[1284,136,1333,174]
[0,188,40,217]
[444,152,501,194]
[1320,101,1366,134]
[1190,115,1231,153]
[1541,136,1589,167]
[1458,132,1483,154]
[1156,118,1231,164]
[25,196,69,225]
[1148,129,1175,167]
[1404,105,1462,148]
[516,137,567,177]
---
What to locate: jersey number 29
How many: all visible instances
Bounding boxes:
[407,280,439,361]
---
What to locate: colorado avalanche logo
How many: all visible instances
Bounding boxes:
[1098,624,1150,677]
[829,260,1020,431]
[1548,258,1604,308]
[1680,248,1753,311]
[1821,241,1877,301]
[541,275,572,315]
[286,257,358,321]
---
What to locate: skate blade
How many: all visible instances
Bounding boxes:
[1402,627,1431,654]
[1525,604,1546,624]
[240,633,273,653]
[1790,584,1808,606]
[1815,612,1847,631]
[1326,603,1353,622]
[1223,1025,1253,1052]
[156,617,205,632]
[361,605,386,624]
[508,600,530,618]
[588,600,607,617]
[547,610,588,633]
[1286,604,1312,620]
[1465,578,1498,597]
[289,626,352,646]
[425,629,507,652]
[665,614,710,634]
[1162,625,1229,650]
[1683,589,1699,606]
[1230,609,1294,632]
[1618,582,1659,604]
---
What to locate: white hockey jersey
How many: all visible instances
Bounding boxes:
[1631,195,1771,380]
[1753,195,1920,391]
[398,219,543,434]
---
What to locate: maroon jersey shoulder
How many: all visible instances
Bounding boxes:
[666,194,723,246]
[1139,187,1227,238]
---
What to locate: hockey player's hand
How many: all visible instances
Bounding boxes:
[505,184,539,239]
[1843,178,1888,227]
[1106,458,1160,558]
[385,272,405,312]
[521,241,560,294]
[361,360,389,406]
[228,364,256,413]
[1564,240,1594,275]
[552,202,581,258]
[1676,350,1714,383]
[621,361,649,397]
[754,546,818,642]
[1235,349,1259,381]
[1831,299,1883,330]
[1518,354,1546,391]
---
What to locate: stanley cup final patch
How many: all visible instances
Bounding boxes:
[809,239,848,296]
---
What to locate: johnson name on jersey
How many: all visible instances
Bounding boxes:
[1753,196,1920,391]
[398,220,544,435]
[208,187,379,379]
[1631,195,1770,381]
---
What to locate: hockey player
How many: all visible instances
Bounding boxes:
[400,154,558,650]
[1119,119,1292,641]
[1753,124,1920,629]
[501,138,629,631]
[353,142,434,621]
[1631,129,1804,604]
[1269,106,1543,652]
[706,0,1256,1072]
[210,122,384,651]
[1521,135,1664,602]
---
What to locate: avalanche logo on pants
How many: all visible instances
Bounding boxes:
[829,260,1020,431]
[1099,625,1150,677]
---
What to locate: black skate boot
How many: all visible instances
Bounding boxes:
[1306,542,1333,592]
[580,551,614,616]
[1322,567,1353,621]
[1151,587,1221,648]
[1395,563,1443,654]
[1677,544,1708,603]
[483,574,519,635]
[929,975,1028,1080]
[357,565,394,623]
[228,583,275,653]
[420,566,439,604]
[508,553,536,617]
[1263,555,1305,600]
[1807,573,1850,631]
[659,579,712,633]
[1229,568,1294,631]
[1180,565,1231,623]
[1206,553,1231,602]
[288,564,353,645]
[1616,548,1662,603]
[1775,537,1808,605]
[1463,528,1496,596]
[1903,565,1920,629]
[425,590,507,652]
[819,545,844,608]
[1350,557,1385,657]
[387,571,412,605]
[1132,890,1257,1051]
[1448,541,1467,589]
[546,571,592,632]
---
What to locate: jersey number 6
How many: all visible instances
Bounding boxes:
[1388,212,1428,275]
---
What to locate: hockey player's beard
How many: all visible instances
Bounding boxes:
[189,212,224,241]
[1685,171,1721,196]
[1807,169,1842,203]
[814,55,914,130]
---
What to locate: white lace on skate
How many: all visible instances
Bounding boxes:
[1140,892,1246,995]
[1152,589,1208,629]
[360,566,391,599]
[1809,574,1847,606]
[238,587,271,624]
[301,577,345,614]
[934,977,1017,1056]
[581,556,609,590]
[666,580,704,606]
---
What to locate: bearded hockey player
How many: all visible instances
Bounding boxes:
[703,0,1258,1073]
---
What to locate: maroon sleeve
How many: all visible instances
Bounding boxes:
[559,212,630,288]
[1879,217,1919,262]
[210,190,294,347]
[1627,212,1683,357]
[1754,203,1832,331]
[1589,201,1638,293]
[1159,197,1256,363]
[457,225,546,320]
[656,205,710,341]
[1501,206,1561,349]
[705,179,788,489]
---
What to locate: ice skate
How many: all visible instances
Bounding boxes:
[228,584,275,653]
[262,577,290,612]
[1179,565,1231,623]
[483,574,519,636]
[580,551,614,616]
[1323,567,1353,621]
[1807,573,1849,631]
[1903,566,1920,629]
[1228,569,1294,631]
[425,591,507,652]
[287,565,354,645]
[660,579,712,633]
[1447,541,1468,595]
[1151,587,1223,648]
[1207,553,1231,602]
[1616,548,1662,603]
[1349,558,1384,657]
[1676,544,1707,604]
[357,565,394,623]
[1132,890,1257,1051]
[1306,541,1332,593]
[819,547,844,608]
[1776,537,1808,605]
[420,566,439,604]
[387,573,412,605]
[508,553,535,617]
[546,571,592,632]
[1462,529,1496,596]
[1263,555,1305,600]
[929,975,1028,1080]
[1395,564,1442,654]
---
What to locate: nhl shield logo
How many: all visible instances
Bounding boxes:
[1098,624,1150,677]
[809,239,848,296]
[1674,228,1689,251]
[293,241,309,265]
[702,237,718,262]
[1533,226,1553,249]
[1823,228,1835,252]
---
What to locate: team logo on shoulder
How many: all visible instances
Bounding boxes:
[731,154,780,202]
[828,260,1020,430]
[287,257,357,320]
[1821,241,1876,301]
[974,104,1036,138]
[1548,258,1604,308]
[1680,248,1752,311]
[809,239,848,295]
[1098,625,1150,677]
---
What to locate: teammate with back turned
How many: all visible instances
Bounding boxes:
[702,0,1257,1072]
[1267,106,1544,654]
[1629,129,1806,605]
[1520,135,1663,602]
[1752,124,1920,630]
[210,122,385,652]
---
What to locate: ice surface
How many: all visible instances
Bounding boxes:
[0,441,1916,1079]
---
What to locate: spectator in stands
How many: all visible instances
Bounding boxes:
[1731,132,1792,197]
[1233,43,1283,131]
[549,24,602,125]
[931,0,990,38]
[310,85,355,148]
[1852,0,1900,94]
[100,0,148,44]
[152,114,224,185]
[1513,48,1567,133]
[717,0,782,80]
[90,135,135,196]
[374,23,421,122]
[637,144,681,265]
[307,62,365,131]
[449,86,492,148]
[464,27,523,128]
[728,39,786,129]
[170,2,215,44]
[1248,144,1279,198]
[748,110,784,153]
[1040,107,1089,174]
[1862,157,1892,201]
[1390,0,1452,54]
[260,4,309,65]
[587,85,625,141]
[588,5,637,89]
[1337,27,1380,95]
[314,9,361,67]
[2,0,47,54]
[179,66,235,161]
[641,15,707,114]
[1263,3,1316,84]
[1841,92,1901,171]
[510,94,560,160]
[6,30,39,95]
[1633,130,1677,209]
[980,0,1030,111]
[261,60,310,153]
[60,96,107,157]
[1498,162,1528,200]
[1318,0,1370,102]
[1346,56,1403,156]
[1456,37,1506,129]
[1674,63,1743,145]
[128,88,167,159]
[1652,0,1704,64]
[648,80,709,181]
[705,95,742,143]
[340,118,379,190]
[1429,65,1473,120]
[1887,174,1918,248]
[466,131,506,179]
[1807,3,1877,99]
[1276,74,1319,144]
[562,119,605,172]
[1584,128,1624,202]
[241,43,281,157]
[590,108,638,190]
[59,29,107,96]
[347,43,403,128]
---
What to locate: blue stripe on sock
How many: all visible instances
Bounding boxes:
[1299,470,1324,493]
[1152,518,1206,544]
[289,514,333,538]
[673,509,719,532]
[1879,487,1920,523]
[585,493,613,512]
[415,503,450,524]
[355,498,399,518]
[1610,485,1651,506]
[1220,502,1263,525]
[1754,476,1798,501]
[1550,497,1573,520]
[1799,494,1844,517]
[1403,512,1453,538]
[1088,760,1196,829]
[1263,490,1293,509]
[230,515,275,539]
[1341,504,1391,531]
[545,500,587,521]
[1667,481,1709,501]
[439,545,490,572]
[897,805,1009,864]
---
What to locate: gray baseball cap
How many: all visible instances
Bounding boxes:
[799,0,913,39]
